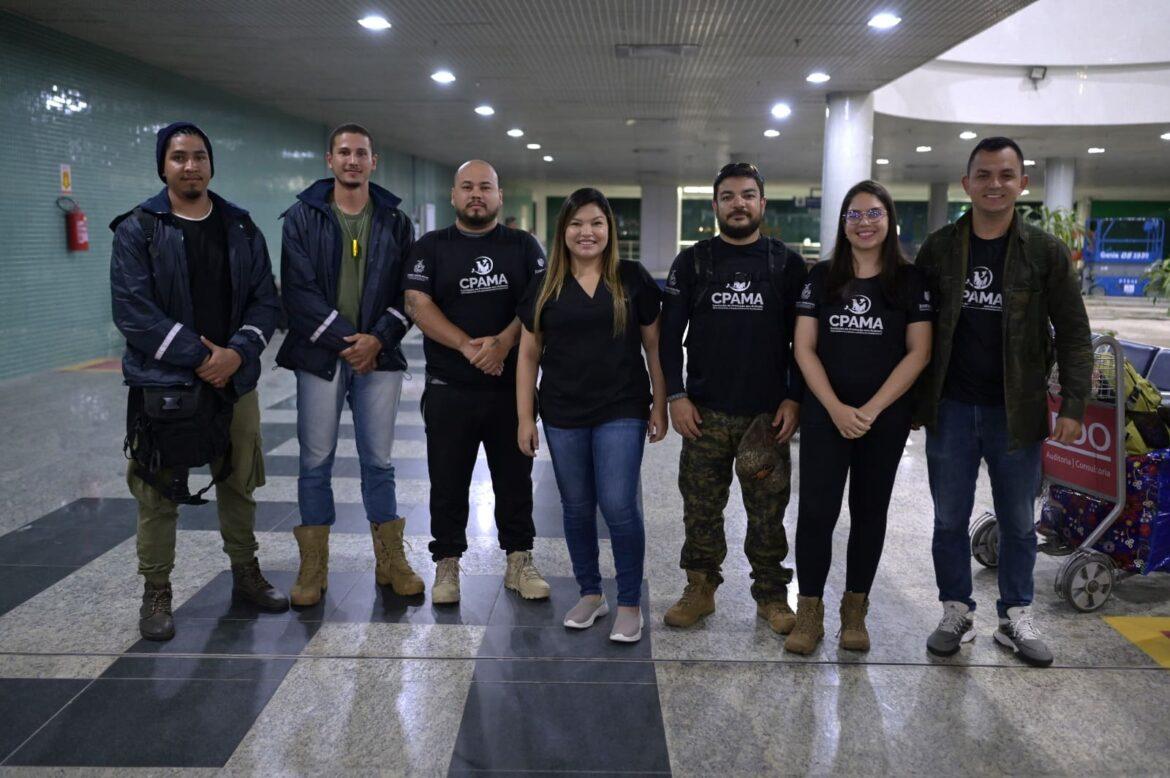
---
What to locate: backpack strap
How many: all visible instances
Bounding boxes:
[766,236,786,297]
[134,208,161,263]
[689,238,714,314]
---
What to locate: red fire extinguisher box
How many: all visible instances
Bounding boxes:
[57,196,89,251]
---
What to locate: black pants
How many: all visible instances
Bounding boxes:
[423,382,535,561]
[795,397,911,598]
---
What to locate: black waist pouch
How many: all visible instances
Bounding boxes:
[125,383,235,504]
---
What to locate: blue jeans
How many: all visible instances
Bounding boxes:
[296,363,403,526]
[543,419,647,607]
[926,399,1042,618]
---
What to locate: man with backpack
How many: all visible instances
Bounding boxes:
[658,162,807,633]
[111,122,287,642]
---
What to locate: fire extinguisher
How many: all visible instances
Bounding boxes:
[57,196,89,252]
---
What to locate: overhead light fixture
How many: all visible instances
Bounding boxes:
[430,70,456,84]
[682,186,709,194]
[542,155,554,162]
[358,15,391,30]
[1088,147,1105,154]
[959,130,977,140]
[625,118,637,126]
[526,143,541,150]
[1161,132,1170,141]
[875,158,890,165]
[1021,189,1031,196]
[764,129,780,138]
[474,105,495,116]
[506,128,524,138]
[868,12,901,30]
[916,145,932,153]
[806,72,831,84]
[1024,159,1036,166]
[770,102,792,119]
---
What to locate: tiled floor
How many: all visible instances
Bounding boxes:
[1,332,1168,775]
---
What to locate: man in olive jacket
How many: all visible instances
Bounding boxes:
[913,137,1092,668]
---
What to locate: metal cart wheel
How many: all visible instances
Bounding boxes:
[970,511,999,568]
[1056,551,1116,613]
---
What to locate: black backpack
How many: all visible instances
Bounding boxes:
[688,236,790,314]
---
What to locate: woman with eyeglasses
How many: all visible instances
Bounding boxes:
[516,187,667,643]
[784,180,933,655]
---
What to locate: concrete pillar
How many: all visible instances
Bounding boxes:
[639,182,681,274]
[819,92,874,258]
[928,182,950,232]
[1044,157,1076,213]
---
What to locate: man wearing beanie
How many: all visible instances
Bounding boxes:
[111,122,288,641]
[276,124,422,605]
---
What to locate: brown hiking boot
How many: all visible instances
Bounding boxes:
[757,598,797,635]
[291,525,329,607]
[231,557,290,612]
[371,518,424,596]
[839,591,870,651]
[139,580,175,641]
[663,571,717,627]
[783,595,824,655]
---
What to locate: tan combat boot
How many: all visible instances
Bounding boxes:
[757,597,797,635]
[663,570,717,627]
[432,557,461,605]
[290,525,330,607]
[371,518,424,596]
[839,592,871,651]
[504,551,551,599]
[783,595,824,655]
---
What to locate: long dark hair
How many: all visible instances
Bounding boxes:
[826,179,907,305]
[533,188,626,337]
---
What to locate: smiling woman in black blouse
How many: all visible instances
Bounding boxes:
[517,187,667,643]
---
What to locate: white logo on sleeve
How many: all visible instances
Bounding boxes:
[407,257,429,282]
[829,294,884,335]
[801,282,812,300]
[414,259,425,274]
[963,266,1002,311]
[537,256,546,268]
[460,255,509,294]
[710,279,764,311]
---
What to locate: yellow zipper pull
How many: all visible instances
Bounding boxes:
[352,238,358,258]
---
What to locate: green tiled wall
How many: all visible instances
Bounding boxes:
[0,12,454,380]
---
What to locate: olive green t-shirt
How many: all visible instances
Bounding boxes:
[331,198,372,329]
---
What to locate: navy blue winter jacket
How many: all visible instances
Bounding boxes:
[109,189,279,394]
[275,178,414,379]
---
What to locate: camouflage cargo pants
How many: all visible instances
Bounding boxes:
[678,407,793,602]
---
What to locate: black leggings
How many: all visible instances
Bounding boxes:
[795,399,911,598]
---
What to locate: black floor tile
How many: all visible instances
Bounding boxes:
[329,574,503,626]
[176,499,296,532]
[171,569,340,622]
[103,655,295,682]
[5,671,289,767]
[0,499,136,567]
[449,678,671,774]
[0,678,90,763]
[126,613,321,656]
[0,564,79,617]
[471,658,657,684]
[479,579,651,660]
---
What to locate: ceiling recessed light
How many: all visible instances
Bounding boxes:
[358,15,391,30]
[682,186,709,194]
[430,70,456,84]
[542,155,554,162]
[806,72,831,84]
[764,129,780,138]
[876,158,890,165]
[916,145,932,153]
[959,130,977,140]
[526,143,541,150]
[474,105,495,116]
[625,118,637,126]
[771,102,792,119]
[1021,189,1031,196]
[868,12,902,30]
[1088,147,1105,154]
[1161,132,1170,141]
[1024,159,1036,166]
[506,128,524,138]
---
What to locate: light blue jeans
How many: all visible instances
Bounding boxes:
[296,362,403,526]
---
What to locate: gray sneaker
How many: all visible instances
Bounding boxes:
[927,601,976,656]
[994,606,1054,667]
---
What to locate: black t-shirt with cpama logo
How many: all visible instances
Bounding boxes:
[404,224,545,388]
[943,233,1008,406]
[796,260,933,407]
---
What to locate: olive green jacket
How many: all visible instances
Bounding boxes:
[912,211,1092,450]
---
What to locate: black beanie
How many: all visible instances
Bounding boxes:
[156,121,214,181]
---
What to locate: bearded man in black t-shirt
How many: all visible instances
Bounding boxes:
[404,160,550,605]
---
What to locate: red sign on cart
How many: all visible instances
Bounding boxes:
[1043,395,1120,501]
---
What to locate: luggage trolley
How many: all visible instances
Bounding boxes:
[969,335,1126,612]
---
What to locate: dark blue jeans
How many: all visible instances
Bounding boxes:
[543,419,647,607]
[926,399,1042,618]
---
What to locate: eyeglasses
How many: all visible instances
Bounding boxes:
[843,208,887,223]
